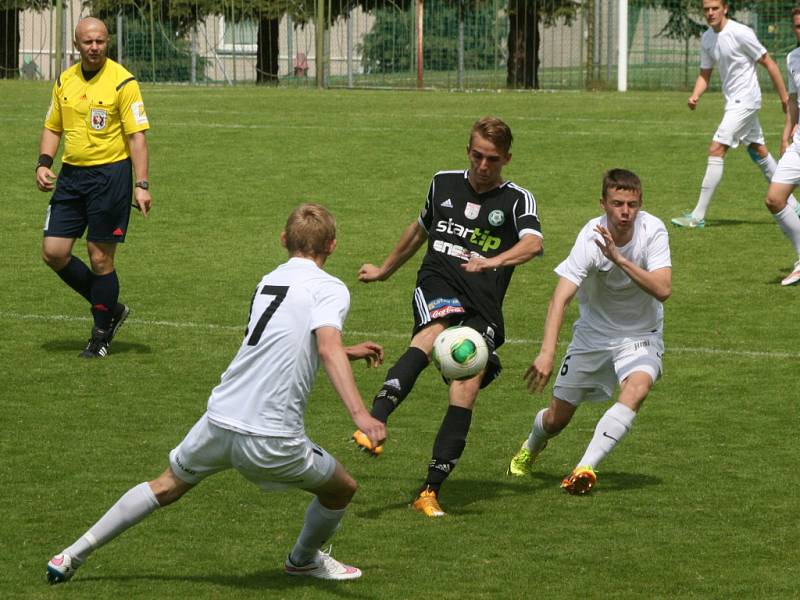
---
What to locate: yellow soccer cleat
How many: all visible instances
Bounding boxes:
[352,429,383,456]
[560,465,597,495]
[507,441,547,477]
[412,487,445,518]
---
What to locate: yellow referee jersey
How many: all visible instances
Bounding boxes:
[44,58,150,167]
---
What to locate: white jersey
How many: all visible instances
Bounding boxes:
[787,48,800,149]
[206,257,350,437]
[700,19,766,110]
[555,211,671,344]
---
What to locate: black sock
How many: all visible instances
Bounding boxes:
[90,271,119,330]
[55,255,93,302]
[371,347,429,423]
[423,405,473,494]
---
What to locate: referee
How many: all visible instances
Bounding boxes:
[36,17,151,358]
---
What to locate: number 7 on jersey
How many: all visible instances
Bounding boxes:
[245,285,289,346]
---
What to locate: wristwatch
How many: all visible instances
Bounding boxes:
[135,180,149,190]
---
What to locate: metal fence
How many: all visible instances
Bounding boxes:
[4,1,800,91]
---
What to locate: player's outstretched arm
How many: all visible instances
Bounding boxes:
[461,233,542,272]
[358,220,427,283]
[316,326,387,448]
[523,277,577,394]
[759,53,790,113]
[688,69,712,110]
[35,128,61,192]
[345,341,384,368]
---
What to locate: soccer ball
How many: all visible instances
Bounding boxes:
[431,326,489,381]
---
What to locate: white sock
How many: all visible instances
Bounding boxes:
[692,156,724,221]
[63,482,160,564]
[523,408,555,453]
[577,403,637,469]
[773,205,800,257]
[289,497,346,566]
[756,154,798,209]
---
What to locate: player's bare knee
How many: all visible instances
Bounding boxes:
[42,249,68,271]
[765,192,786,213]
[148,470,191,506]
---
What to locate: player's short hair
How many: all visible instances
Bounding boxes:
[602,168,642,200]
[284,203,337,258]
[469,116,513,155]
[792,5,800,18]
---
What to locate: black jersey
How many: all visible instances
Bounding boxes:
[417,169,542,345]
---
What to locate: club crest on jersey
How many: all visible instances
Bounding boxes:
[464,202,480,220]
[90,108,108,130]
[488,210,505,226]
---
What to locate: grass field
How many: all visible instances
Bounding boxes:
[1,82,797,599]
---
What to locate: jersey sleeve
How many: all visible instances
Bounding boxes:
[645,222,672,272]
[43,80,62,132]
[418,176,436,231]
[310,280,350,332]
[699,33,715,70]
[740,26,767,62]
[512,190,542,239]
[788,55,798,95]
[554,224,595,287]
[118,79,150,134]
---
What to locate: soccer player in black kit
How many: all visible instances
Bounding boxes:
[355,117,543,517]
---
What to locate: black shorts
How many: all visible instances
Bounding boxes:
[43,159,133,243]
[411,277,502,388]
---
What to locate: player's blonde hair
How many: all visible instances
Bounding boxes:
[469,116,513,155]
[284,203,337,258]
[602,169,642,200]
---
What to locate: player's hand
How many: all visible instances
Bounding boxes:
[687,96,699,111]
[460,256,494,272]
[346,341,384,368]
[781,96,790,114]
[353,413,386,450]
[593,225,622,264]
[523,353,553,394]
[36,166,56,191]
[358,263,383,282]
[133,188,152,217]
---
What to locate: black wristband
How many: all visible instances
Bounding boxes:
[37,154,53,170]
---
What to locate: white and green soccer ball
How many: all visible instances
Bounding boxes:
[431,326,489,381]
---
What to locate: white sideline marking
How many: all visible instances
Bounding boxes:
[1,311,798,360]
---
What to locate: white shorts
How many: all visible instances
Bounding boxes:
[712,107,764,149]
[552,334,663,406]
[771,147,800,185]
[169,413,336,491]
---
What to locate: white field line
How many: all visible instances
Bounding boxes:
[2,311,797,360]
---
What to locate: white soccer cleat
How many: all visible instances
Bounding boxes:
[671,212,705,229]
[46,553,79,585]
[781,260,800,286]
[285,549,362,580]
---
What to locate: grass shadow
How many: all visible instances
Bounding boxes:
[41,339,153,354]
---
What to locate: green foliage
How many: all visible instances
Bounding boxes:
[359,0,505,74]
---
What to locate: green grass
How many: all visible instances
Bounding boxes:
[1,82,797,599]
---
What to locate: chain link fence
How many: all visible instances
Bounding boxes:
[4,1,800,90]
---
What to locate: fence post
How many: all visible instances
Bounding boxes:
[617,0,627,91]
[191,25,197,84]
[416,0,423,89]
[149,0,156,83]
[347,10,353,88]
[54,0,63,75]
[287,15,294,78]
[316,0,325,88]
[116,11,123,64]
[457,0,465,90]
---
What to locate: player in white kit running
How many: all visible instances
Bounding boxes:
[672,0,797,229]
[45,204,387,584]
[764,6,800,286]
[509,170,672,494]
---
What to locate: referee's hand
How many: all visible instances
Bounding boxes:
[35,166,56,191]
[133,188,152,217]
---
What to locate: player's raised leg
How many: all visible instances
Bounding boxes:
[509,397,576,476]
[672,143,727,228]
[286,462,362,580]
[765,179,800,286]
[46,468,191,584]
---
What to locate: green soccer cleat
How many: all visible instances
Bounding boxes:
[671,211,705,229]
[560,465,597,495]
[507,441,547,477]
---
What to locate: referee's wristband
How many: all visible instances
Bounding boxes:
[36,154,54,171]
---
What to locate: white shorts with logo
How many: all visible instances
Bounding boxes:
[169,413,336,491]
[771,146,800,185]
[553,333,664,406]
[712,107,764,149]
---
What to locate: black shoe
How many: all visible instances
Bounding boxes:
[107,303,130,345]
[79,327,110,358]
